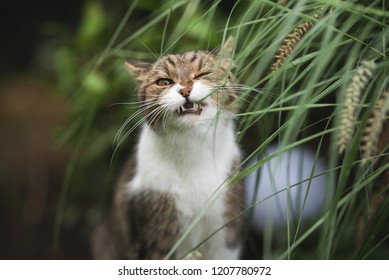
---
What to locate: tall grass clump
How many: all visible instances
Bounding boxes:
[55,0,389,259]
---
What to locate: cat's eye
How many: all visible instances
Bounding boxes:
[156,78,174,86]
[194,72,211,79]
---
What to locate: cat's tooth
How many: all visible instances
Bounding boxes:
[196,103,202,114]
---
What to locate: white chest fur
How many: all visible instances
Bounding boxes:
[126,117,240,259]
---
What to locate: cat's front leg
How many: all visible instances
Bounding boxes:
[222,160,245,259]
[128,190,180,259]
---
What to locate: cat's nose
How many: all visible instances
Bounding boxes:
[179,87,192,98]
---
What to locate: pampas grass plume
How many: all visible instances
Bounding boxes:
[338,60,376,154]
[271,9,324,72]
[360,90,389,166]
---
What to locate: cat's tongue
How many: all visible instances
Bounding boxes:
[177,102,202,115]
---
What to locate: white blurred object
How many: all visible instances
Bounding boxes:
[245,144,328,232]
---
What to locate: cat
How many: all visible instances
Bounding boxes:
[91,37,245,260]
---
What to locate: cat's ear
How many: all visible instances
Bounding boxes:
[215,36,235,69]
[124,59,152,81]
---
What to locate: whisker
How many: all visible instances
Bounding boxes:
[212,84,265,94]
[162,105,176,132]
[142,106,172,135]
[109,98,161,108]
[147,106,169,132]
[113,101,160,146]
[135,38,160,60]
[209,84,277,102]
[112,106,166,160]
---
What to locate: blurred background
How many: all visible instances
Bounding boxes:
[1,0,99,259]
[1,0,388,259]
[0,0,147,259]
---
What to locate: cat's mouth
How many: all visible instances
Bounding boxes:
[177,102,203,116]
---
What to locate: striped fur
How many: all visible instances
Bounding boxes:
[92,37,245,260]
[125,38,239,130]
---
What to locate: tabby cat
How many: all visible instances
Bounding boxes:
[91,37,245,260]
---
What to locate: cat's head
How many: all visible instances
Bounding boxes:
[125,37,238,130]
